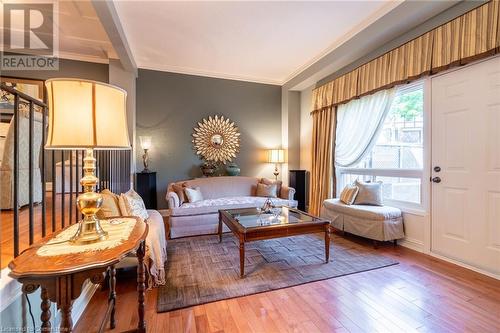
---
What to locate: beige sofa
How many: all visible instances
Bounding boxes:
[167,176,297,238]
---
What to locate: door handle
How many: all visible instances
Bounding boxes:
[431,177,441,183]
[434,166,441,172]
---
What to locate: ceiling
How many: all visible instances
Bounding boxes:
[0,0,116,63]
[113,1,401,85]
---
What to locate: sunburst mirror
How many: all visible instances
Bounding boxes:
[192,115,241,164]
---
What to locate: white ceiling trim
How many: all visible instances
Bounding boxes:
[139,63,282,86]
[283,0,403,84]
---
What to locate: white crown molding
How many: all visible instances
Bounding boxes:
[56,51,111,64]
[283,0,403,84]
[138,63,282,86]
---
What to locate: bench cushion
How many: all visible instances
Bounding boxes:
[323,199,402,220]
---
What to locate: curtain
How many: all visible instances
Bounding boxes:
[335,88,396,167]
[309,107,336,216]
[310,0,500,113]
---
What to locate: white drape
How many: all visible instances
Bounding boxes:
[335,88,396,167]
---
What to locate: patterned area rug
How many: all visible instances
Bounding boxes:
[157,233,398,312]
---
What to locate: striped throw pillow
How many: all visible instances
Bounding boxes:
[339,184,359,205]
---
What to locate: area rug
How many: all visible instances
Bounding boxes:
[157,233,398,312]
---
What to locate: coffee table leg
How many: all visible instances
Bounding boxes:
[137,240,146,333]
[218,212,223,243]
[239,239,245,277]
[325,226,331,263]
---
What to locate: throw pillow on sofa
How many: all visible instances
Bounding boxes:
[256,183,278,198]
[260,178,282,196]
[119,189,149,221]
[96,189,122,219]
[353,180,383,206]
[184,187,204,203]
[172,183,187,205]
[339,184,359,205]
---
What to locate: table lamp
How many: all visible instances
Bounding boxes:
[139,136,152,172]
[268,149,285,180]
[45,78,130,245]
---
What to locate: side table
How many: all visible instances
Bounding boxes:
[8,216,148,333]
[136,172,157,209]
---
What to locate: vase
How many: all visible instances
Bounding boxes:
[200,162,217,177]
[225,163,240,176]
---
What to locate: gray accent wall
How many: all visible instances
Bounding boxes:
[136,69,281,209]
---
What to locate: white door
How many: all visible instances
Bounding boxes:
[431,56,500,276]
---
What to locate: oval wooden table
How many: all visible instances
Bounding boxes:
[9,217,148,333]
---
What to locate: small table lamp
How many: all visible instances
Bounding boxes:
[139,136,152,172]
[45,79,130,245]
[268,149,285,180]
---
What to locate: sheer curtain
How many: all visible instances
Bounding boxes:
[335,88,396,167]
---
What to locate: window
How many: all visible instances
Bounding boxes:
[337,82,424,206]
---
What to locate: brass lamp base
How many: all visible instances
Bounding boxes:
[273,164,280,180]
[70,148,108,245]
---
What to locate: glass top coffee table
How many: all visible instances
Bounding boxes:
[218,206,331,277]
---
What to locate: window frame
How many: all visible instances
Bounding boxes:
[336,79,428,212]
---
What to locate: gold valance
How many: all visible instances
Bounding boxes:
[312,0,500,113]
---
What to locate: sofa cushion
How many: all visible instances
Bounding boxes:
[322,199,401,221]
[176,176,260,199]
[171,196,297,217]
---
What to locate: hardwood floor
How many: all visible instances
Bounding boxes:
[1,192,78,268]
[75,236,500,333]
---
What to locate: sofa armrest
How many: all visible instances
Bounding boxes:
[280,186,296,200]
[166,191,180,208]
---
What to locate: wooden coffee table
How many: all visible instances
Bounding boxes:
[218,206,331,277]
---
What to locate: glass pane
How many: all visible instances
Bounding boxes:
[225,207,321,229]
[353,85,424,170]
[375,176,421,204]
[339,173,421,204]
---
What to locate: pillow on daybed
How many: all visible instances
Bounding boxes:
[339,184,359,205]
[119,189,149,221]
[353,180,383,206]
[96,189,122,219]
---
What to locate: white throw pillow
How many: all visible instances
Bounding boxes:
[119,189,149,221]
[353,180,383,206]
[184,187,204,203]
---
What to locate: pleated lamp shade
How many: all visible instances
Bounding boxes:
[45,78,130,150]
[268,149,285,163]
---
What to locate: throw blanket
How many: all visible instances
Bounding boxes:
[145,210,167,287]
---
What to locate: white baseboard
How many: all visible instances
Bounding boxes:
[429,252,500,280]
[0,268,22,313]
[398,237,424,253]
[1,267,99,328]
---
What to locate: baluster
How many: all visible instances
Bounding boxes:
[41,105,47,237]
[69,150,73,224]
[51,151,56,232]
[61,151,65,228]
[28,101,34,244]
[13,94,20,257]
